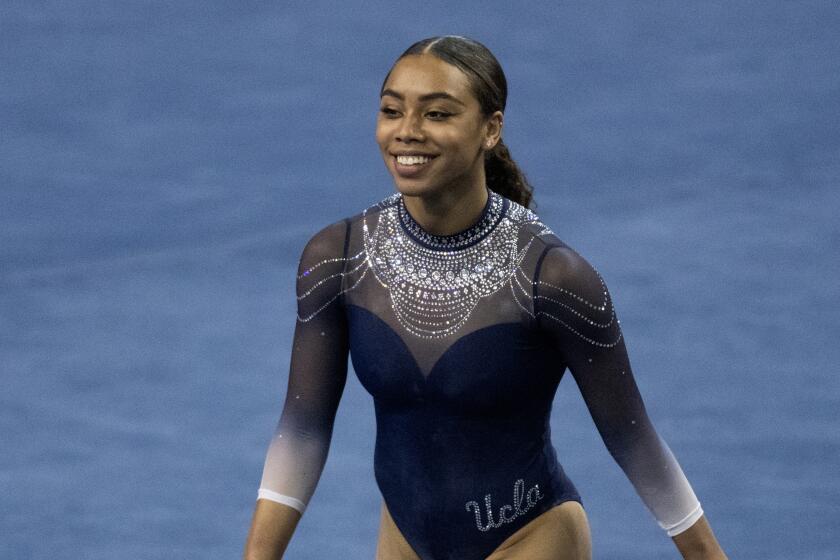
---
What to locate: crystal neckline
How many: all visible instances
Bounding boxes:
[397,188,508,251]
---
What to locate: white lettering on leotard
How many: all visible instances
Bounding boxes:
[465,478,544,532]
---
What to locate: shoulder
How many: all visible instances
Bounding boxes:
[294,217,354,321]
[299,192,397,262]
[503,198,598,279]
[499,197,609,305]
[502,199,603,294]
[538,241,605,295]
[533,230,612,320]
[496,197,559,260]
[532,241,621,350]
[512,204,620,349]
[298,217,349,271]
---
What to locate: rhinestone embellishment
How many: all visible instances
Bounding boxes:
[296,190,624,347]
[397,188,505,251]
[363,190,540,339]
[465,478,545,532]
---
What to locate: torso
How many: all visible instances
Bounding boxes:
[334,189,585,559]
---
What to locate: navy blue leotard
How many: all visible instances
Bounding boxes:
[257,188,703,559]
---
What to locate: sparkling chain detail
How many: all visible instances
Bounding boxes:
[296,191,624,347]
[298,250,365,279]
[515,257,622,346]
[296,252,367,300]
[539,311,623,348]
[296,265,369,323]
[363,190,544,339]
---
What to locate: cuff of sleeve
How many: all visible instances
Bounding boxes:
[257,488,307,514]
[661,502,703,537]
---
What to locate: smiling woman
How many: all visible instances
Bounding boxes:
[243,35,728,560]
[378,55,492,188]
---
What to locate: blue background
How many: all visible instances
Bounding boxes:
[2,2,839,558]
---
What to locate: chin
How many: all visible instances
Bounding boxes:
[392,181,432,198]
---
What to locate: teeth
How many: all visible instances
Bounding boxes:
[396,155,432,165]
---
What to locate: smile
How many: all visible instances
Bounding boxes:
[395,155,436,165]
[392,154,438,178]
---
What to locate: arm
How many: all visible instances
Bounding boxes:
[533,244,726,558]
[672,514,728,560]
[244,220,351,559]
[244,500,302,559]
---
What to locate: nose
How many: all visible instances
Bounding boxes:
[395,111,424,143]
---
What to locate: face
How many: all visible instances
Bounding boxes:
[376,54,502,198]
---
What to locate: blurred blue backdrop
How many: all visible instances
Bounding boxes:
[2,2,838,558]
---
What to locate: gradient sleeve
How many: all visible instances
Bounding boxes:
[534,243,703,537]
[256,219,351,514]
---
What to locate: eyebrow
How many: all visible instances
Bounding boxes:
[380,88,466,106]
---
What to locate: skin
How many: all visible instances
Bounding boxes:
[243,50,728,560]
[376,500,591,560]
[243,500,300,559]
[376,53,503,237]
[672,515,728,559]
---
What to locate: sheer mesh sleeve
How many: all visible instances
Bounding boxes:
[256,219,351,514]
[534,242,703,537]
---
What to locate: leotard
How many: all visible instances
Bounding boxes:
[257,188,703,559]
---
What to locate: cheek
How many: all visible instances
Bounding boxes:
[374,121,390,147]
[446,135,480,161]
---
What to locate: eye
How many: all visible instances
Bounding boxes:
[427,111,452,120]
[379,107,399,118]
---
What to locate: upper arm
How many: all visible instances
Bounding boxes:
[534,244,655,454]
[284,219,352,431]
[533,244,623,365]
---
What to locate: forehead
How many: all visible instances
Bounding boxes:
[383,54,475,102]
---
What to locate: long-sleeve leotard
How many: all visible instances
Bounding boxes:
[256,188,702,559]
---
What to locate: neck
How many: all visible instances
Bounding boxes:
[400,181,490,237]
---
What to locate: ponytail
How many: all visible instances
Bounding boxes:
[485,139,534,210]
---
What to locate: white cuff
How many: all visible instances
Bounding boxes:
[257,488,307,514]
[660,502,703,536]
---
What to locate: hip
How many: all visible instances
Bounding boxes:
[375,498,592,560]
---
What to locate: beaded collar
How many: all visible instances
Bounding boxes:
[360,189,539,338]
[304,192,621,346]
[397,189,508,251]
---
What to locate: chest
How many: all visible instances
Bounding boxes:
[345,301,561,414]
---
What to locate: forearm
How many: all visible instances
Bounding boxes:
[243,499,303,560]
[671,514,728,560]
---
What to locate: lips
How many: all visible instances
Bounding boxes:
[392,153,438,178]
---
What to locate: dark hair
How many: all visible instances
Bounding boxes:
[381,35,536,210]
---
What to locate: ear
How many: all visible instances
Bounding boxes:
[483,110,504,150]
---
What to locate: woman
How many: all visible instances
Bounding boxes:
[244,36,727,560]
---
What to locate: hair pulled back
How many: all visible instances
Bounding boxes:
[381,35,535,209]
